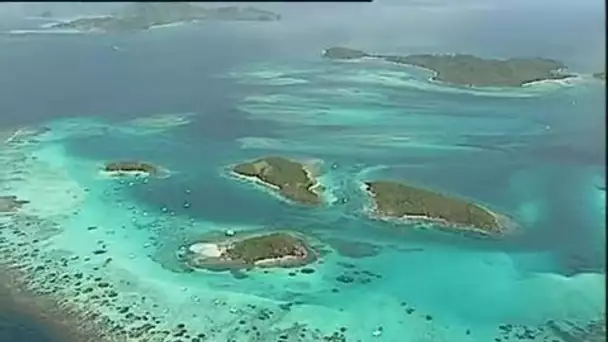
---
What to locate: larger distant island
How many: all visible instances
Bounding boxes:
[48,3,280,32]
[322,47,573,87]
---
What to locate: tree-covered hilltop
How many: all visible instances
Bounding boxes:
[184,232,317,270]
[364,180,504,235]
[232,156,322,206]
[224,232,311,265]
[49,3,280,32]
[322,46,573,87]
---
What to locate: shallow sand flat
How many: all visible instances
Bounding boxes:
[226,64,316,85]
[123,112,195,135]
[8,147,87,219]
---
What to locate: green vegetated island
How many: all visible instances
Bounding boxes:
[183,232,317,271]
[230,156,507,236]
[364,181,505,236]
[322,46,573,87]
[231,156,323,206]
[48,2,280,32]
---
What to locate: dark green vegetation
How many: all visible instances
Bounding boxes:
[232,156,322,205]
[49,3,280,32]
[230,155,510,236]
[592,72,605,80]
[103,161,158,175]
[0,196,29,213]
[223,232,312,265]
[364,180,503,234]
[323,46,572,87]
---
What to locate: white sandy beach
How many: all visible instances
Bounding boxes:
[189,242,224,258]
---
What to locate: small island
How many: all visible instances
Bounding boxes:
[0,195,29,213]
[231,156,323,205]
[322,47,369,60]
[102,161,160,177]
[183,232,317,271]
[363,180,504,235]
[322,46,572,87]
[592,72,605,80]
[48,3,280,32]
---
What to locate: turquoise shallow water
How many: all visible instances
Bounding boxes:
[0,23,605,342]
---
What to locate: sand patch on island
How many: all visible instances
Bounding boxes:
[189,242,224,258]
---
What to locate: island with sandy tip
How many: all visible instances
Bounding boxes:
[183,232,317,271]
[322,46,573,87]
[231,156,323,205]
[363,180,505,236]
[102,161,161,177]
[0,195,29,213]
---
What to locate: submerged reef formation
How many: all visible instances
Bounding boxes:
[183,232,317,270]
[48,3,280,32]
[322,46,573,87]
[231,156,323,205]
[546,317,606,342]
[102,161,160,177]
[364,180,504,235]
[0,195,29,213]
[126,113,193,131]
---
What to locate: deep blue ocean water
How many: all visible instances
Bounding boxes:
[0,311,57,342]
[0,285,66,342]
[0,5,605,341]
